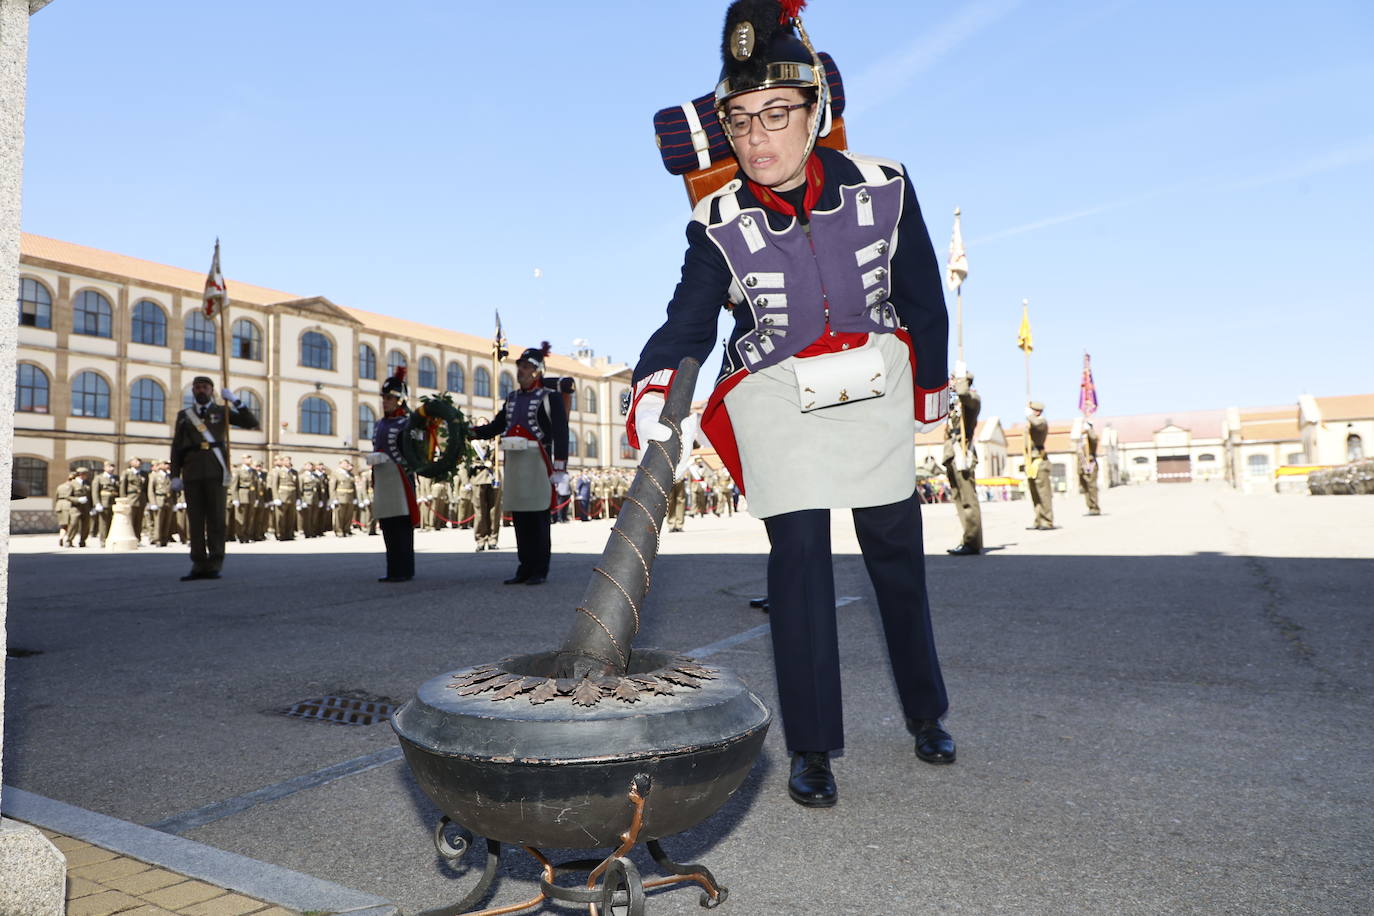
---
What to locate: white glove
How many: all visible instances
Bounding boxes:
[634,392,672,444]
[220,387,236,403]
[89,508,100,516]
[365,451,389,466]
[329,500,338,509]
[175,501,187,511]
[296,499,305,510]
[271,499,281,508]
[77,495,89,504]
[462,484,472,491]
[232,499,240,508]
[672,414,700,482]
[93,504,104,514]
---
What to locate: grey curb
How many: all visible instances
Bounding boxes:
[2,786,398,915]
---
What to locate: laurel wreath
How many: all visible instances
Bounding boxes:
[401,393,473,482]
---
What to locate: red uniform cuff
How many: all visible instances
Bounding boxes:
[625,369,675,450]
[916,383,950,424]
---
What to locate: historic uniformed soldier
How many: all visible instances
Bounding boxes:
[64,467,93,547]
[628,0,956,807]
[1026,400,1054,529]
[169,376,260,579]
[414,472,432,530]
[231,454,257,543]
[330,458,358,535]
[54,471,76,546]
[252,459,271,540]
[120,457,149,543]
[469,343,568,584]
[714,470,735,517]
[92,461,120,547]
[1075,417,1101,516]
[943,367,983,555]
[470,437,500,551]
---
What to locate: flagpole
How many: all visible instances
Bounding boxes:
[954,209,964,364]
[211,239,232,461]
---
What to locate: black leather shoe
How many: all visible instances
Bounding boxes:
[909,718,956,764]
[946,544,981,556]
[378,576,412,582]
[180,571,206,581]
[787,752,837,807]
[524,576,547,585]
[504,575,529,585]
[748,596,768,608]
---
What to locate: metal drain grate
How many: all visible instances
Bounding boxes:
[282,694,396,726]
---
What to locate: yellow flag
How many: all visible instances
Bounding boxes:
[1016,300,1033,352]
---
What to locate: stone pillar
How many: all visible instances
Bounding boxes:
[1,3,67,914]
[104,496,139,550]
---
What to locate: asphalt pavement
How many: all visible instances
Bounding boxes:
[3,484,1371,915]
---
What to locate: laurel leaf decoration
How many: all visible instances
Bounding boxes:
[675,663,718,680]
[527,678,561,705]
[572,676,603,707]
[611,679,643,703]
[659,671,703,688]
[491,677,537,701]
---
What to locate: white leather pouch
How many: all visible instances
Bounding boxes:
[793,338,886,412]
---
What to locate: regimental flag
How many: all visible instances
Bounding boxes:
[1078,351,1099,416]
[203,239,226,319]
[946,207,968,292]
[1016,300,1033,352]
[493,310,509,362]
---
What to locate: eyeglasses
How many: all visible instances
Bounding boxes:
[723,102,811,138]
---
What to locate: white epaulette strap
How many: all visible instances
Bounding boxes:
[681,103,712,172]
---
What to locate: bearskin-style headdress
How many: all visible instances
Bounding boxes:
[714,0,831,142]
[382,364,408,400]
[518,341,552,375]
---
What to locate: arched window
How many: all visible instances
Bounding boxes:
[300,396,334,435]
[131,300,167,345]
[129,378,166,423]
[499,371,515,400]
[620,433,635,460]
[585,388,597,414]
[238,389,262,421]
[447,361,465,393]
[359,343,378,380]
[1132,456,1149,465]
[1197,453,1216,462]
[19,278,52,329]
[474,366,491,398]
[13,456,48,497]
[184,311,216,353]
[358,403,377,441]
[569,431,579,457]
[387,349,407,379]
[586,431,598,459]
[1348,434,1365,462]
[619,388,630,416]
[231,319,262,360]
[1246,454,1270,478]
[301,331,334,370]
[74,290,113,338]
[71,371,111,418]
[69,458,102,473]
[15,363,49,413]
[569,389,579,412]
[418,355,438,389]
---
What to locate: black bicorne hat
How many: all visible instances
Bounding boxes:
[382,365,408,400]
[518,341,552,374]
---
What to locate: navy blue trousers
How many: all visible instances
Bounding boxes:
[763,489,948,753]
[512,510,551,579]
[380,516,414,579]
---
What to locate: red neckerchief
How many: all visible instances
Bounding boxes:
[746,153,825,220]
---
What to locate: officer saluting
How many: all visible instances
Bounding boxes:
[169,376,260,579]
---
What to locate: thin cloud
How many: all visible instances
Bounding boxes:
[971,140,1374,246]
[847,0,1025,117]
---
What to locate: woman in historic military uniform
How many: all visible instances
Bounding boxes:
[366,367,420,582]
[469,343,569,585]
[628,0,956,807]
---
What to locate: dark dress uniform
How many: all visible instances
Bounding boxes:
[170,398,259,578]
[470,365,569,583]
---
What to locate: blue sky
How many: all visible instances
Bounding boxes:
[21,0,1374,425]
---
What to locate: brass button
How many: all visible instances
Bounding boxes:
[756,296,768,306]
[877,240,888,254]
[745,276,758,288]
[762,316,773,325]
